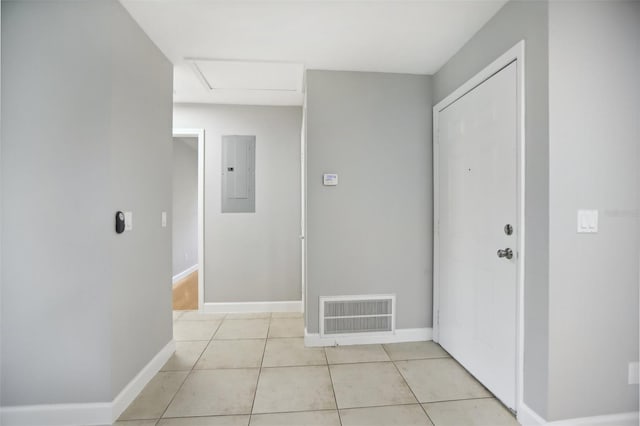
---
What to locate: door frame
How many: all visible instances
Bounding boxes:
[173,128,205,312]
[301,90,308,316]
[432,41,525,412]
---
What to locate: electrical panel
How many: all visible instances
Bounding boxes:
[221,135,256,213]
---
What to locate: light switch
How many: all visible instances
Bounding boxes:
[323,173,338,186]
[124,211,133,231]
[161,211,167,228]
[577,209,598,233]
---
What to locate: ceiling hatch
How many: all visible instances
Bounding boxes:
[189,59,304,93]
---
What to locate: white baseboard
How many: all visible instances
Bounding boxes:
[172,264,198,286]
[304,327,432,347]
[110,340,176,422]
[517,403,639,426]
[0,402,112,426]
[518,403,547,426]
[546,411,639,426]
[0,340,176,426]
[203,300,302,313]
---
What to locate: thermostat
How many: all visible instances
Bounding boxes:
[323,173,338,186]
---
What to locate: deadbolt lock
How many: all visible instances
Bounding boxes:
[504,224,513,235]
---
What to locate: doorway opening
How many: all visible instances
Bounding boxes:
[172,128,205,312]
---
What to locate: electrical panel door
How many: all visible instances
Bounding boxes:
[221,135,256,213]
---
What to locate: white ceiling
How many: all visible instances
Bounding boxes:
[120,0,507,106]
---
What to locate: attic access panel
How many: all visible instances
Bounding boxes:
[191,59,304,92]
[221,135,255,213]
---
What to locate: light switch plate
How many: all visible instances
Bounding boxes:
[161,211,167,228]
[323,173,338,186]
[577,209,598,233]
[124,211,133,231]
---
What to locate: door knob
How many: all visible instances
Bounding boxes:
[497,248,513,260]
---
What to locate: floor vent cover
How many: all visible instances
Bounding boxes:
[320,295,395,336]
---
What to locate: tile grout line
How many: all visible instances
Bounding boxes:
[334,400,447,412]
[153,315,226,422]
[380,338,464,425]
[379,341,421,418]
[389,358,437,426]
[156,397,497,422]
[324,347,343,426]
[132,321,490,425]
[248,314,271,424]
[421,396,497,405]
[317,358,449,369]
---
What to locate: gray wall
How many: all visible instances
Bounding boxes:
[1,0,173,406]
[173,104,302,303]
[109,0,173,398]
[172,138,199,277]
[432,1,550,417]
[547,1,639,420]
[1,0,112,405]
[305,71,432,333]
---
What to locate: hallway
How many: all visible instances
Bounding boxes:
[172,272,198,311]
[116,312,518,425]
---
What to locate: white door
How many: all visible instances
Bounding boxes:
[436,61,517,410]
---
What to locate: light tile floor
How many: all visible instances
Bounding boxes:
[117,312,519,426]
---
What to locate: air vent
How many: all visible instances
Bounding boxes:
[320,295,395,337]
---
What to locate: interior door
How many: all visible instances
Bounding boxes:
[437,61,517,410]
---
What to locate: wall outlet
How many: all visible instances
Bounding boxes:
[161,211,167,227]
[628,362,639,385]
